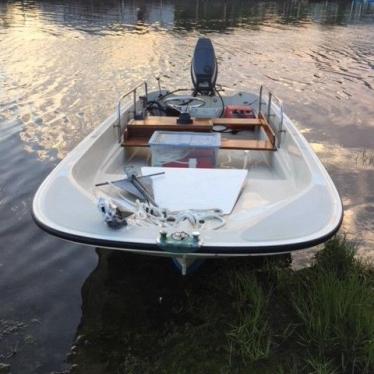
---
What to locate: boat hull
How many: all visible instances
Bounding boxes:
[32,208,342,256]
[32,90,343,259]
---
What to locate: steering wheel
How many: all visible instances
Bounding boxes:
[163,96,206,113]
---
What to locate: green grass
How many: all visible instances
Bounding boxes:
[282,237,374,373]
[69,236,374,374]
[227,272,272,364]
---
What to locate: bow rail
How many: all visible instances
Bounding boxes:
[258,85,285,147]
[114,81,148,142]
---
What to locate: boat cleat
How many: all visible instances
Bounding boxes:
[157,229,202,253]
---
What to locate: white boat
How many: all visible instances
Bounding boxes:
[32,38,343,274]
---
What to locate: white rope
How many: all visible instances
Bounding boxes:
[127,200,225,230]
[96,187,226,231]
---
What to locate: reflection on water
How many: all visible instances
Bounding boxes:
[1,0,373,33]
[0,0,373,372]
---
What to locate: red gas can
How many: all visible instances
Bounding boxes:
[224,105,256,118]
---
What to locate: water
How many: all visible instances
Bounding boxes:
[0,0,373,372]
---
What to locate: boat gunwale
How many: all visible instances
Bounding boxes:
[31,205,343,256]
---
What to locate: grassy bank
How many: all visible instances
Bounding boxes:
[70,236,374,374]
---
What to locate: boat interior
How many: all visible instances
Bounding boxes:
[88,39,313,233]
[116,38,287,183]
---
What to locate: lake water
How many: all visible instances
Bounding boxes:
[0,0,373,372]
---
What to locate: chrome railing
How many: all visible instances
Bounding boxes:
[258,85,285,148]
[114,81,148,142]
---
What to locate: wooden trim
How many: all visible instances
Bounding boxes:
[221,138,275,151]
[262,124,276,146]
[122,136,275,151]
[258,113,276,146]
[129,116,213,127]
[123,115,277,151]
[212,117,263,126]
[128,116,264,129]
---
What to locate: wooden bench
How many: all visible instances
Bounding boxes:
[122,115,276,151]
